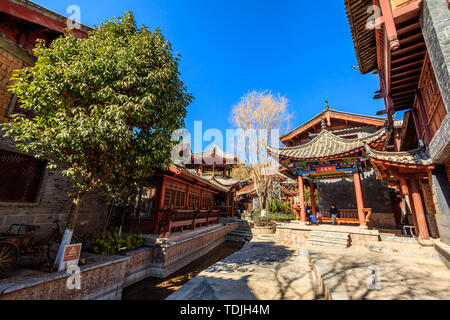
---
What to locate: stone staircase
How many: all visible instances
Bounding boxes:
[307,230,350,247]
[226,226,253,245]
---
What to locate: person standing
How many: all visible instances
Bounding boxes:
[330,204,339,225]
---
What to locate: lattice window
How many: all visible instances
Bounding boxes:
[0,149,45,202]
[188,194,200,208]
[201,196,213,209]
[163,188,185,209]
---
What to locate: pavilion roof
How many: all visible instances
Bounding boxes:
[365,146,433,166]
[280,108,386,143]
[236,183,256,197]
[191,142,238,163]
[169,164,230,192]
[269,128,386,161]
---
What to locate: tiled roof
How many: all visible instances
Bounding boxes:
[269,128,386,160]
[236,183,256,197]
[308,125,379,138]
[191,142,238,162]
[170,165,230,192]
[365,146,433,166]
[211,176,240,187]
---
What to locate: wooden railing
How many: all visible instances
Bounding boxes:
[318,208,359,219]
[159,207,221,237]
[317,208,373,225]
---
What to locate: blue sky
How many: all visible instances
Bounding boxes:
[37,0,384,151]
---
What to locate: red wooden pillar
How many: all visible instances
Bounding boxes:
[310,181,317,218]
[399,177,419,234]
[353,171,366,227]
[231,192,235,217]
[409,178,430,240]
[154,176,166,234]
[297,176,306,222]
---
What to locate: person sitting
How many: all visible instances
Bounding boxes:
[306,205,319,225]
[330,204,339,225]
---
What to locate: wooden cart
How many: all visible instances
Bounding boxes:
[0,224,39,277]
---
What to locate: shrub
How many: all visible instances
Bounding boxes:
[267,199,291,214]
[78,228,144,255]
[253,216,275,227]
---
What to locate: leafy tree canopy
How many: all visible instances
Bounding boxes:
[4,12,193,230]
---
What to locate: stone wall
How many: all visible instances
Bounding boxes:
[0,133,107,237]
[275,225,380,248]
[317,170,392,213]
[0,255,129,300]
[126,223,240,280]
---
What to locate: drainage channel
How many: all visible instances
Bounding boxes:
[122,241,244,300]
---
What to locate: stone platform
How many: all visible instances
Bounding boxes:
[275,222,381,247]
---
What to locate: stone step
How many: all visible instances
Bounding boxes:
[226,236,248,243]
[230,229,252,235]
[307,237,349,247]
[366,242,440,260]
[228,232,252,238]
[380,234,418,244]
[310,231,350,240]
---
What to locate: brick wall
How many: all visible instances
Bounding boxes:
[317,170,392,213]
[0,48,23,123]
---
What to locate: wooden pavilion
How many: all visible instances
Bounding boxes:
[269,113,387,228]
[186,142,240,177]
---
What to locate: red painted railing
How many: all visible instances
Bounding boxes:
[159,208,221,237]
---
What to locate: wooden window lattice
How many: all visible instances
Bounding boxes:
[0,149,45,202]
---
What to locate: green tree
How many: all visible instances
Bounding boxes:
[3,12,192,265]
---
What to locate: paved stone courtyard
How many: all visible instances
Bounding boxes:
[308,244,450,300]
[168,234,450,300]
[167,234,321,300]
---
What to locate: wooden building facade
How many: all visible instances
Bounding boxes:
[128,164,238,236]
[345,0,450,244]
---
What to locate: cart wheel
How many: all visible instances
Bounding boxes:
[0,242,19,277]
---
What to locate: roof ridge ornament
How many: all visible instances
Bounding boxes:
[325,100,330,111]
[321,118,327,131]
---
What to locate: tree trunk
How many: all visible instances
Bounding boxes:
[118,206,127,236]
[53,190,89,270]
[104,204,114,232]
